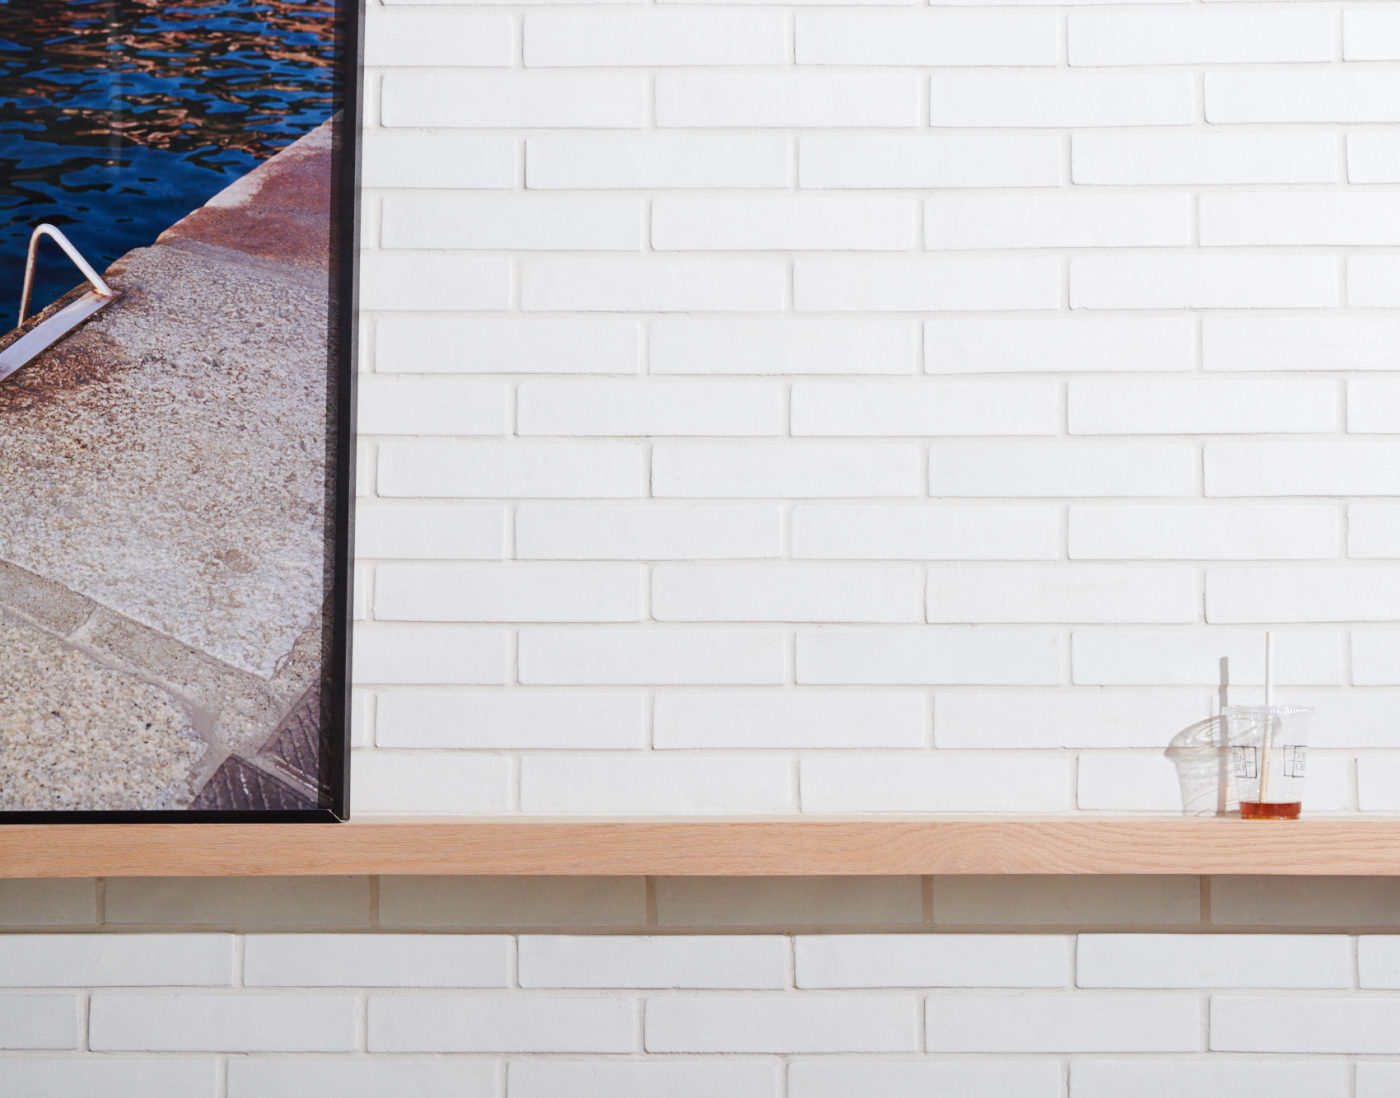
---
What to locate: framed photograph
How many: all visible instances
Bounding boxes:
[0,0,361,820]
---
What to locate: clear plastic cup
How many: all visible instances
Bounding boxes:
[1224,705,1310,820]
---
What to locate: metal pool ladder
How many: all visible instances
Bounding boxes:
[0,224,121,383]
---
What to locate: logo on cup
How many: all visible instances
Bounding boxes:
[1284,745,1306,778]
[1233,746,1258,779]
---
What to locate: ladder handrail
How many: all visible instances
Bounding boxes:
[19,223,116,327]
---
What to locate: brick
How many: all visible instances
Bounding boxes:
[1349,132,1400,183]
[521,755,794,814]
[1070,379,1336,435]
[1360,935,1400,987]
[1288,690,1400,747]
[516,503,781,560]
[244,935,510,987]
[646,995,919,1053]
[1069,504,1340,561]
[361,133,515,190]
[103,878,371,929]
[0,996,79,1049]
[927,993,1202,1052]
[522,257,786,313]
[1071,1060,1347,1098]
[518,935,788,988]
[654,564,921,623]
[792,380,1058,437]
[509,1061,780,1098]
[375,563,643,622]
[1210,877,1400,928]
[1079,934,1350,989]
[526,11,785,66]
[1203,192,1400,247]
[378,441,644,499]
[0,934,232,987]
[382,194,642,251]
[382,72,645,128]
[657,74,918,128]
[928,193,1190,249]
[356,377,509,436]
[1072,630,1342,686]
[934,876,1200,927]
[1208,567,1400,624]
[1359,757,1400,811]
[1349,256,1400,308]
[930,441,1197,498]
[926,316,1193,374]
[653,196,915,251]
[379,877,645,929]
[653,443,920,499]
[928,565,1197,624]
[797,12,1057,66]
[1070,9,1328,65]
[89,994,358,1052]
[1353,631,1400,685]
[1208,72,1400,124]
[796,934,1069,988]
[789,1059,1062,1098]
[792,503,1059,561]
[801,755,1071,813]
[1204,317,1400,373]
[519,627,785,684]
[1212,997,1400,1053]
[518,379,784,436]
[0,880,96,927]
[355,503,504,561]
[1357,1063,1400,1098]
[0,1060,217,1098]
[228,1060,494,1098]
[1350,380,1400,433]
[936,691,1210,749]
[352,626,508,685]
[1072,255,1338,310]
[1345,8,1400,60]
[528,135,789,190]
[651,318,916,376]
[795,256,1060,312]
[931,72,1193,127]
[1076,755,1192,814]
[376,690,645,749]
[350,752,512,815]
[1207,442,1400,497]
[369,996,636,1052]
[655,690,927,749]
[360,254,509,312]
[655,877,923,928]
[801,135,1060,189]
[1074,131,1336,185]
[377,316,641,375]
[364,9,512,66]
[797,629,1063,685]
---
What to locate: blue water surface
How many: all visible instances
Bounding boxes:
[0,0,338,330]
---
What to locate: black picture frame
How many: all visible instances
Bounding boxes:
[0,0,363,823]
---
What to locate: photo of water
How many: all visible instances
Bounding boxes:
[0,0,337,330]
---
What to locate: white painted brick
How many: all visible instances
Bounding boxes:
[376,563,642,622]
[1359,757,1400,811]
[653,442,920,499]
[376,690,645,749]
[369,996,636,1052]
[0,934,231,986]
[519,935,787,988]
[1203,192,1400,247]
[89,994,358,1052]
[654,564,920,623]
[793,380,1058,437]
[1349,132,1400,184]
[517,503,781,560]
[801,135,1060,189]
[352,626,508,685]
[1211,877,1400,928]
[793,503,1059,561]
[928,566,1196,624]
[0,880,96,927]
[362,133,515,190]
[789,1059,1062,1098]
[927,993,1201,1052]
[1353,631,1400,685]
[797,629,1063,686]
[1207,442,1400,497]
[528,135,789,190]
[926,316,1193,375]
[522,257,786,313]
[1208,567,1400,624]
[800,755,1071,813]
[0,1059,217,1097]
[229,1060,494,1098]
[797,12,1057,66]
[360,254,509,312]
[357,377,509,436]
[655,877,922,928]
[102,878,371,929]
[1075,131,1336,186]
[350,752,512,814]
[653,196,914,252]
[365,10,512,67]
[355,503,505,561]
[646,995,919,1053]
[519,379,783,436]
[377,316,641,375]
[651,318,916,376]
[520,628,785,685]
[655,690,927,749]
[526,12,786,66]
[1345,7,1400,61]
[1357,1063,1400,1098]
[656,74,919,128]
[1070,504,1340,561]
[937,691,1209,750]
[1072,255,1338,310]
[510,1061,780,1098]
[244,935,509,987]
[0,996,79,1049]
[382,73,645,128]
[382,195,642,251]
[1209,72,1400,124]
[521,755,794,814]
[928,193,1190,250]
[1288,690,1400,748]
[1205,317,1400,373]
[1070,9,1329,65]
[1072,1060,1348,1098]
[1080,934,1350,989]
[929,442,1197,498]
[796,934,1069,988]
[1076,755,1192,813]
[1360,935,1400,987]
[1350,380,1400,434]
[1070,379,1336,436]
[1213,997,1400,1053]
[1349,256,1400,308]
[379,877,645,929]
[935,876,1201,928]
[1072,630,1342,686]
[795,257,1060,313]
[378,441,643,499]
[931,72,1193,128]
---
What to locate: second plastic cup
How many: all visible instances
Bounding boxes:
[1224,705,1311,820]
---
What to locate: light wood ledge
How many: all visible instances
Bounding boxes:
[4,816,1400,878]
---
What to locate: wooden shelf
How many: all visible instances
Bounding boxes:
[4,816,1400,878]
